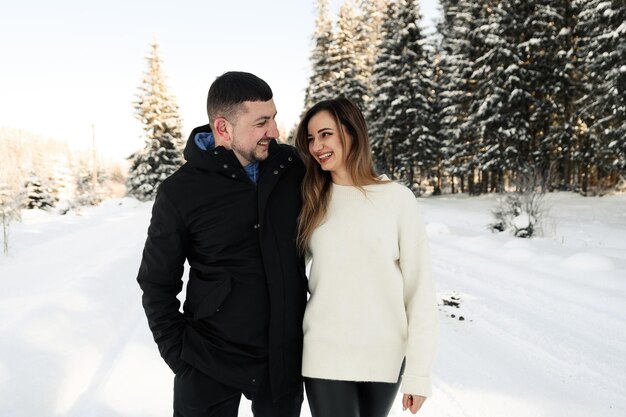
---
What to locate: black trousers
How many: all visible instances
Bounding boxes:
[304,377,401,417]
[173,367,303,417]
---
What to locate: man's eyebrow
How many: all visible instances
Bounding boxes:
[253,111,278,123]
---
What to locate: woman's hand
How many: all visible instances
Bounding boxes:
[402,394,426,414]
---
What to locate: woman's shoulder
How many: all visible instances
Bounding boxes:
[372,178,416,199]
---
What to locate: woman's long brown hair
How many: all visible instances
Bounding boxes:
[294,97,385,252]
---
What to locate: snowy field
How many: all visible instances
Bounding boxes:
[1,192,625,417]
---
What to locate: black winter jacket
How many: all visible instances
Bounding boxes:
[137,124,307,399]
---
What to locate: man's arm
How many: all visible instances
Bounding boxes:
[137,189,189,374]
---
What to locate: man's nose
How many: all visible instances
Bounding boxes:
[268,120,279,139]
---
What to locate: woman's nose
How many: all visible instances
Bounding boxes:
[310,138,322,151]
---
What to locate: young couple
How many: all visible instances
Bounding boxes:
[137,72,438,417]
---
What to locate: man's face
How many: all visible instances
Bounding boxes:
[229,99,279,166]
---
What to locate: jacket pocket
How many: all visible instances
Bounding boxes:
[186,273,232,320]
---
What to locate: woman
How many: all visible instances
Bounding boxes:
[294,98,438,417]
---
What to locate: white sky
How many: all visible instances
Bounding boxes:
[0,0,441,160]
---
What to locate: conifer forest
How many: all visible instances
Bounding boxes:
[303,0,625,195]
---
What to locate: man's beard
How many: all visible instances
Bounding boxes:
[231,139,270,165]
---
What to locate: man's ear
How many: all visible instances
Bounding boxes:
[213,117,231,145]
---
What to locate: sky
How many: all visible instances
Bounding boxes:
[0,0,441,160]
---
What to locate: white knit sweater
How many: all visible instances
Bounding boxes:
[302,180,438,396]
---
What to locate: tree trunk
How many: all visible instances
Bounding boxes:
[2,213,8,255]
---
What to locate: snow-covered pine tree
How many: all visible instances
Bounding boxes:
[394,0,438,189]
[464,0,533,193]
[435,0,481,193]
[74,160,105,207]
[522,0,577,190]
[22,173,56,210]
[329,0,369,111]
[356,0,389,111]
[368,0,401,175]
[368,0,437,189]
[576,0,626,191]
[303,0,336,111]
[127,40,184,202]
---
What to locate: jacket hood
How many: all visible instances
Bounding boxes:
[183,124,282,175]
[184,124,244,173]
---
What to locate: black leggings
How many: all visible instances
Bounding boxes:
[304,377,401,417]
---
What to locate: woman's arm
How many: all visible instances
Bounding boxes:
[397,191,439,398]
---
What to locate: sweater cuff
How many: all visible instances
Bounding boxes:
[400,374,432,397]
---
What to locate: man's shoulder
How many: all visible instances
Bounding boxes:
[157,163,199,193]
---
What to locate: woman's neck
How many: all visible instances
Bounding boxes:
[331,170,354,185]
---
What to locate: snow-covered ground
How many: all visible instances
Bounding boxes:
[1,192,625,417]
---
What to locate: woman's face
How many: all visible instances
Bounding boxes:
[307,110,352,183]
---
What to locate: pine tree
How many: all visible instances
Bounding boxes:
[436,0,481,193]
[356,0,389,110]
[464,0,534,193]
[303,0,336,110]
[522,0,577,190]
[22,174,56,210]
[368,0,437,188]
[369,0,403,175]
[330,0,369,110]
[74,162,104,207]
[127,40,184,201]
[576,0,626,190]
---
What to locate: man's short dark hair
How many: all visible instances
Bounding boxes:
[207,71,273,124]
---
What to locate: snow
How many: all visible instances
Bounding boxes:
[1,192,625,417]
[511,212,530,229]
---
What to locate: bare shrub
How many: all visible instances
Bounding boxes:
[489,168,550,238]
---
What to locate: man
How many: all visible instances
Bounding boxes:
[137,71,307,417]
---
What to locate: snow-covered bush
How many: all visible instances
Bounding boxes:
[22,174,57,210]
[489,190,547,238]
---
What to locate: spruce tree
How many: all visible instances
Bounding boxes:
[356,0,389,111]
[523,0,578,190]
[22,174,56,210]
[127,40,184,201]
[436,0,481,193]
[368,0,437,188]
[368,0,401,175]
[464,0,534,193]
[303,0,336,110]
[576,0,626,190]
[330,0,369,110]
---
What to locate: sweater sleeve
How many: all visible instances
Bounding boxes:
[397,191,439,396]
[136,189,189,374]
